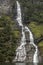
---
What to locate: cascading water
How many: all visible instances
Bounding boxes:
[13,1,39,63]
[25,26,39,63]
[13,1,26,62]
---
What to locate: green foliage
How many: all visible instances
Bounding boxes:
[12,30,20,39]
[0,0,43,62]
[27,22,43,48]
[21,0,43,48]
[0,15,20,62]
[38,41,43,47]
[18,0,43,23]
[28,22,43,39]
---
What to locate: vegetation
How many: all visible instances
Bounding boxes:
[20,0,43,47]
[27,22,43,47]
[0,0,43,62]
[19,0,43,57]
[0,15,20,62]
[28,22,43,39]
[38,41,43,47]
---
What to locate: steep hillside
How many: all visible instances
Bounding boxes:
[0,0,43,62]
[0,15,21,62]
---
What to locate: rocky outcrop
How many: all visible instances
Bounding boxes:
[0,0,14,14]
[25,44,35,62]
[25,43,42,62]
[24,31,34,62]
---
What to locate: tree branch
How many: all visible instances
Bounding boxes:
[35,36,43,45]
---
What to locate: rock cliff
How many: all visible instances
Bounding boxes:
[0,0,14,14]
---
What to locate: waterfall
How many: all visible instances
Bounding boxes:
[25,26,39,63]
[13,1,39,63]
[13,1,26,62]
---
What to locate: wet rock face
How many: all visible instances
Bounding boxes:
[23,31,35,62]
[39,47,43,62]
[25,43,35,62]
[25,43,42,62]
[0,0,13,14]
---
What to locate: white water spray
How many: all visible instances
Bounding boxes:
[13,1,39,63]
[13,1,26,62]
